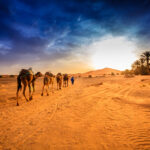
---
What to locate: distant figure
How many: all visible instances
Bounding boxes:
[71,76,74,85]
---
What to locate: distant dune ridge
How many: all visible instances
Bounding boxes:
[73,68,121,77]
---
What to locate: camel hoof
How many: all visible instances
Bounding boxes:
[47,93,49,96]
[29,97,33,100]
[16,103,19,106]
[41,93,43,96]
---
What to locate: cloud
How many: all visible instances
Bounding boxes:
[0,0,150,73]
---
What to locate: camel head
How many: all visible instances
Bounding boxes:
[35,72,42,77]
[57,72,62,76]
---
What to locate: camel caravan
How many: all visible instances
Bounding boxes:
[16,68,73,106]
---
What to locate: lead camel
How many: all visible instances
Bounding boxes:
[16,69,42,106]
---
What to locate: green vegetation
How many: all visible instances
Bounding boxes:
[131,51,150,75]
[123,51,150,76]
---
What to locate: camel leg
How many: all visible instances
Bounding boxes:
[32,81,35,92]
[29,84,32,100]
[41,85,45,96]
[59,82,61,89]
[31,81,35,99]
[48,84,49,91]
[52,83,54,93]
[58,82,60,89]
[57,83,59,90]
[23,83,28,102]
[46,85,49,96]
[16,87,20,106]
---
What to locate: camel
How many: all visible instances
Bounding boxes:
[56,73,63,90]
[63,74,69,87]
[16,69,42,106]
[41,72,55,96]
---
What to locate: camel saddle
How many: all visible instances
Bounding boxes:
[19,69,34,77]
[45,72,54,77]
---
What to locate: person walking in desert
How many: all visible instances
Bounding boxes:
[71,76,74,85]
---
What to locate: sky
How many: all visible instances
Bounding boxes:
[1,0,150,74]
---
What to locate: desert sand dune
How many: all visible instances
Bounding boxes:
[0,76,150,150]
[81,68,121,77]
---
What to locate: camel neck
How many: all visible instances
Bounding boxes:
[33,75,38,80]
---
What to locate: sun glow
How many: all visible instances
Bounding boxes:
[90,36,137,70]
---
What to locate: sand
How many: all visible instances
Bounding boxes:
[82,68,121,77]
[0,76,150,150]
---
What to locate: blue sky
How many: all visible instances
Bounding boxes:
[1,0,150,74]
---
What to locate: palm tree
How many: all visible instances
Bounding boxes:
[134,60,141,68]
[131,60,141,74]
[140,58,145,66]
[141,51,150,70]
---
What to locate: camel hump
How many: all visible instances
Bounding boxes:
[49,73,54,77]
[28,70,33,75]
[57,72,62,76]
[28,68,34,75]
[19,69,33,76]
[64,74,68,77]
[45,72,54,77]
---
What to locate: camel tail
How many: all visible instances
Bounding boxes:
[17,75,22,91]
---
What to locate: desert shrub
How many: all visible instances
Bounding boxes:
[122,69,129,75]
[111,72,115,76]
[121,72,124,75]
[0,75,2,78]
[88,75,92,78]
[124,74,134,78]
[123,69,134,78]
[116,73,119,75]
[10,75,15,78]
[139,66,149,75]
[102,74,106,77]
[132,66,149,75]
